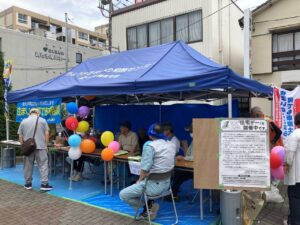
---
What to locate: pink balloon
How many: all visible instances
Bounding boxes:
[271,166,284,180]
[108,141,120,153]
[271,146,285,163]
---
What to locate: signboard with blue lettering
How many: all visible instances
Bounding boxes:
[16,98,62,124]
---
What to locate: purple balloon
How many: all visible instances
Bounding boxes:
[78,106,90,118]
[271,166,284,180]
[271,146,285,164]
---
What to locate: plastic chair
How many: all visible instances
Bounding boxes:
[134,170,179,225]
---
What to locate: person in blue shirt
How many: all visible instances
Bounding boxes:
[119,123,176,221]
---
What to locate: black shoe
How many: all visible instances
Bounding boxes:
[24,183,32,190]
[40,184,53,191]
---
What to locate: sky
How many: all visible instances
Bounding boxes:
[0,0,268,31]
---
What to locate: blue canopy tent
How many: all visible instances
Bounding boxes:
[8,41,272,104]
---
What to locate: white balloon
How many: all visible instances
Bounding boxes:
[68,147,82,160]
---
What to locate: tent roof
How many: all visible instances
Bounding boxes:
[8,41,272,103]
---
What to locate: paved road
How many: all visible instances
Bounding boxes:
[0,180,144,225]
[255,185,289,225]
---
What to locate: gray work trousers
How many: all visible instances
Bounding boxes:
[24,149,49,185]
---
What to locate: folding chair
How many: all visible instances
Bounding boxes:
[134,170,179,225]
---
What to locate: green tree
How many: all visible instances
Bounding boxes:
[0,51,18,141]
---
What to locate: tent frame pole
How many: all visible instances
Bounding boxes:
[228,89,232,118]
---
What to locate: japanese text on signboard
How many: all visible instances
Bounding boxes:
[16,98,62,124]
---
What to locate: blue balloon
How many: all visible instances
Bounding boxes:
[68,134,82,147]
[66,102,78,114]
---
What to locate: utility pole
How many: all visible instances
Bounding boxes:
[108,0,113,53]
[65,12,69,72]
[99,0,113,53]
[243,9,252,79]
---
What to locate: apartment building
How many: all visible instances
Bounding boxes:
[0,6,107,49]
[111,0,244,74]
[240,0,300,115]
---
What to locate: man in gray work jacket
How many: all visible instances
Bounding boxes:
[18,108,53,191]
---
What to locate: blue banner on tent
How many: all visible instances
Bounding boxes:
[16,98,62,124]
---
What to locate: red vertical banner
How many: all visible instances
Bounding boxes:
[273,87,282,128]
[293,99,300,116]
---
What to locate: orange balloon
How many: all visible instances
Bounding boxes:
[101,148,114,161]
[83,96,96,101]
[80,139,96,153]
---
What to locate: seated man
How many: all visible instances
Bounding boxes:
[163,123,180,154]
[119,123,176,220]
[166,123,193,201]
[118,121,140,155]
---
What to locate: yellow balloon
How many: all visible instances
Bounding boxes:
[101,131,114,147]
[76,121,89,133]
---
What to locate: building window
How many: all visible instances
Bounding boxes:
[127,27,137,50]
[126,10,202,50]
[78,32,88,41]
[18,13,28,24]
[149,21,160,46]
[272,31,300,71]
[137,25,147,48]
[76,53,82,64]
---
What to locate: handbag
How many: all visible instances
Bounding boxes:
[21,117,39,156]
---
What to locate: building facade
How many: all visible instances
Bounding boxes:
[111,0,244,74]
[0,6,107,49]
[250,0,300,89]
[245,0,300,115]
[0,27,106,90]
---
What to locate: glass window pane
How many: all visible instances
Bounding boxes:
[176,14,188,42]
[161,18,174,44]
[189,11,202,42]
[277,33,293,52]
[149,22,160,46]
[272,34,278,53]
[295,32,300,59]
[127,27,137,50]
[137,25,147,48]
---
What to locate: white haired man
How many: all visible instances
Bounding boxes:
[18,108,53,191]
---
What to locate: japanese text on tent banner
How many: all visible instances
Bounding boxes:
[16,98,62,124]
[273,87,300,138]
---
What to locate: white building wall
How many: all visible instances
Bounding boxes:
[112,0,244,74]
[0,27,107,90]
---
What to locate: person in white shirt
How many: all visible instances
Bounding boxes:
[163,123,180,154]
[284,113,300,225]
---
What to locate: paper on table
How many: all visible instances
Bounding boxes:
[114,150,128,156]
[128,156,141,161]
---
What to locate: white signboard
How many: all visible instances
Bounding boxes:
[219,119,270,189]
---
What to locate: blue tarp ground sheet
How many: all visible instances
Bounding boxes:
[94,101,239,141]
[0,164,219,225]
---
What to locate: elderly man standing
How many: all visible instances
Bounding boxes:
[18,108,53,191]
[284,113,300,225]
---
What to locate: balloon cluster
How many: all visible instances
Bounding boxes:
[65,102,120,162]
[65,102,95,160]
[100,131,119,161]
[270,146,285,180]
